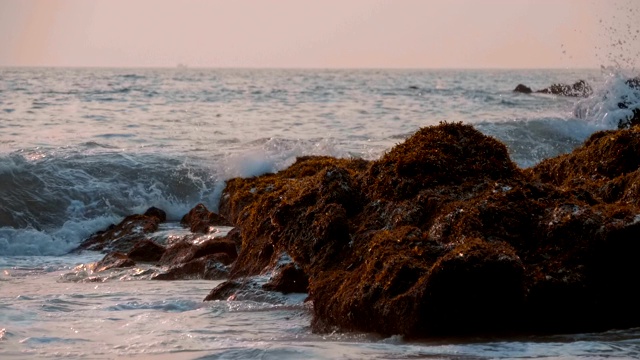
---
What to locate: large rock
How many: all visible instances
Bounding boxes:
[214,122,640,337]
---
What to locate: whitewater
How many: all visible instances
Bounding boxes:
[1,67,640,359]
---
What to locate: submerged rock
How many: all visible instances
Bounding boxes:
[214,121,640,338]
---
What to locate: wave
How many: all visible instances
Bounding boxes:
[573,69,640,128]
[0,151,219,255]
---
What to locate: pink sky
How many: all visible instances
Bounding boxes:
[0,0,638,69]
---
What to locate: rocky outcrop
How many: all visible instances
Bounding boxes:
[81,205,236,280]
[513,80,592,97]
[536,80,592,97]
[212,121,640,337]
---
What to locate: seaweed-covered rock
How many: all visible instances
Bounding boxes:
[77,208,165,253]
[213,121,640,338]
[529,126,640,203]
[363,122,520,200]
[181,203,232,233]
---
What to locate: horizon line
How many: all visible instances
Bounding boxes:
[0,65,603,71]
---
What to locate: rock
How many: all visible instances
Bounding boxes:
[203,280,246,301]
[144,206,167,222]
[536,80,592,97]
[262,263,309,294]
[158,238,237,267]
[95,252,135,272]
[528,126,640,202]
[127,239,165,262]
[180,203,232,233]
[77,208,165,253]
[153,254,230,280]
[212,121,640,338]
[362,122,520,200]
[513,84,532,94]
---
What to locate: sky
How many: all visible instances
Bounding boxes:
[0,0,638,69]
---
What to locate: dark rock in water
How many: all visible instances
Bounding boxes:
[408,85,420,90]
[214,121,640,338]
[77,208,165,253]
[181,203,232,233]
[203,280,246,301]
[158,238,237,267]
[144,206,167,222]
[127,239,165,262]
[536,80,592,97]
[153,254,230,280]
[513,84,532,94]
[95,252,135,272]
[262,263,309,294]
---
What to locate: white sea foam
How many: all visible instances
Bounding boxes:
[574,69,640,128]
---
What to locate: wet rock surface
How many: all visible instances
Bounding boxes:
[181,203,232,233]
[214,122,640,337]
[76,211,163,253]
[79,205,236,280]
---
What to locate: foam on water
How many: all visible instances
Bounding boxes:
[574,69,640,128]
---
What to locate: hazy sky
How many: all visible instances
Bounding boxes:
[0,0,638,69]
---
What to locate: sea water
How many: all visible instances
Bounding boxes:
[1,68,640,359]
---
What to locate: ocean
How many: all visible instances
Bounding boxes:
[1,67,640,359]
